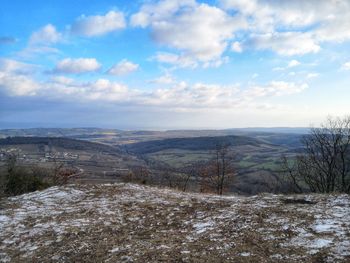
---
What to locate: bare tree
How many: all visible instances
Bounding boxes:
[180,163,201,192]
[181,166,194,192]
[162,169,175,188]
[199,144,236,195]
[280,154,303,193]
[128,166,150,185]
[51,156,65,185]
[282,116,350,193]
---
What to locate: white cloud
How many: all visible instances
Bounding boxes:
[341,61,350,71]
[18,46,60,58]
[203,56,229,69]
[29,24,62,45]
[130,0,196,28]
[53,58,101,74]
[18,24,62,58]
[0,59,39,96]
[142,82,241,109]
[69,79,130,101]
[71,11,126,37]
[244,81,308,98]
[287,60,300,68]
[153,51,228,69]
[221,0,350,54]
[306,73,319,79]
[150,74,175,85]
[50,76,75,85]
[0,58,37,74]
[132,1,247,64]
[0,59,40,96]
[221,0,350,31]
[0,57,310,111]
[9,78,130,102]
[132,0,350,62]
[248,32,320,56]
[0,65,308,111]
[153,52,198,68]
[113,80,305,109]
[0,72,39,96]
[107,60,139,76]
[231,41,242,53]
[221,0,328,29]
[151,4,246,61]
[272,67,284,71]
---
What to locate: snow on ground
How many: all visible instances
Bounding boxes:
[0,183,349,262]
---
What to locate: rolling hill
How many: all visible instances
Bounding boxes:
[0,137,122,155]
[125,135,265,154]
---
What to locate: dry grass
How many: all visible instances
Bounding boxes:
[0,184,349,262]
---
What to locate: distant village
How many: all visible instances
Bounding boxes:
[0,146,130,179]
[0,147,79,163]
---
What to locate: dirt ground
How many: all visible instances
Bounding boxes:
[1,183,349,262]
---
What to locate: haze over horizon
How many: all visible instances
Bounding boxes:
[0,125,310,133]
[1,0,350,129]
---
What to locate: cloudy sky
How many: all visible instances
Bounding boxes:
[1,0,350,129]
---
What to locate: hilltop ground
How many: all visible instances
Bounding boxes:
[1,184,349,262]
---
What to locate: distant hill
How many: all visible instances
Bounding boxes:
[252,133,304,148]
[0,128,121,138]
[0,128,307,149]
[230,127,309,134]
[125,135,264,154]
[0,137,122,155]
[0,127,310,139]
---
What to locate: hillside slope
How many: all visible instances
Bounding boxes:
[0,136,122,155]
[125,135,264,154]
[0,184,349,262]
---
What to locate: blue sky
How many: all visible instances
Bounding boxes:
[1,0,350,129]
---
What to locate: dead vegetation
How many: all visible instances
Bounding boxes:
[0,183,349,262]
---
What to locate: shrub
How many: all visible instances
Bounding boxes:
[1,155,51,196]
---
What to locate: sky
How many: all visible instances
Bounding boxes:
[0,0,350,129]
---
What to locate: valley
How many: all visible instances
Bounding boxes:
[0,128,304,194]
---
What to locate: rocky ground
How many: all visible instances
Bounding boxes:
[0,183,349,262]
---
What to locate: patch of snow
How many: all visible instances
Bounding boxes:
[313,220,337,233]
[270,254,283,259]
[0,253,11,263]
[311,238,333,248]
[109,247,120,253]
[193,221,214,234]
[0,215,10,231]
[157,245,170,249]
[335,240,350,257]
[120,255,133,262]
